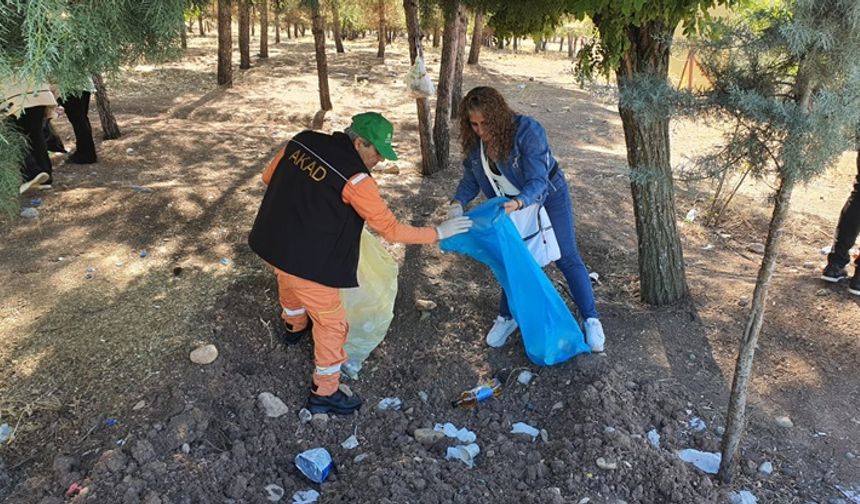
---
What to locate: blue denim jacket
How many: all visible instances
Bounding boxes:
[453,115,561,208]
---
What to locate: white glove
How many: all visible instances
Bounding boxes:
[446,202,464,219]
[436,216,473,240]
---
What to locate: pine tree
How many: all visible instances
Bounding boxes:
[0,0,185,216]
[689,0,860,481]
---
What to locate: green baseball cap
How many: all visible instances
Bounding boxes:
[349,112,398,160]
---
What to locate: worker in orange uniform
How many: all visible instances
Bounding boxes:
[249,112,472,415]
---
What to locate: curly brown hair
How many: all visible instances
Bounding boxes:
[458,86,516,163]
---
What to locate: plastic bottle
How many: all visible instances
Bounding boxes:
[451,378,502,408]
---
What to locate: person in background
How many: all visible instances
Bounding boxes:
[249,112,472,415]
[446,86,606,352]
[59,77,97,164]
[821,143,860,295]
[2,80,56,194]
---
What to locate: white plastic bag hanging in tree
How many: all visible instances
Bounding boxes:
[404,55,435,98]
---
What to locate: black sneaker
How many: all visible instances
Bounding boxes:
[280,318,312,345]
[849,271,860,296]
[822,263,848,283]
[306,390,362,415]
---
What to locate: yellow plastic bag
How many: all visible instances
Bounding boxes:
[341,228,398,378]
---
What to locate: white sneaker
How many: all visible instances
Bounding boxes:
[19,172,50,195]
[585,318,605,353]
[485,316,518,348]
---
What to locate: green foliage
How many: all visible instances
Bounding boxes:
[694,0,860,183]
[0,0,185,213]
[0,123,25,218]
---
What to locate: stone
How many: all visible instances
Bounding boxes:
[310,413,329,431]
[264,484,285,502]
[189,344,218,365]
[257,392,289,418]
[775,416,794,428]
[596,457,617,470]
[413,428,446,447]
[298,408,313,423]
[132,400,146,411]
[747,243,766,254]
[738,296,750,307]
[130,440,156,465]
[415,299,437,311]
[550,401,564,413]
[758,461,773,475]
[353,453,369,463]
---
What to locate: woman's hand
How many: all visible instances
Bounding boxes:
[503,198,523,215]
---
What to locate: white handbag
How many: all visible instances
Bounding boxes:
[479,142,561,267]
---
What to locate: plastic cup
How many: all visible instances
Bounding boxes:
[295,448,332,483]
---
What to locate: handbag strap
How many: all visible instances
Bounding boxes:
[479,141,504,198]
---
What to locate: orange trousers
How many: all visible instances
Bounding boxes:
[275,268,348,397]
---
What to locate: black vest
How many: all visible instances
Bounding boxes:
[248,130,369,288]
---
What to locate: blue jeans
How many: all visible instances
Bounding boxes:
[499,175,599,320]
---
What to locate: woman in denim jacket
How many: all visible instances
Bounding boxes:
[447,86,605,352]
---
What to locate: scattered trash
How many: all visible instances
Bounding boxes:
[550,401,564,413]
[836,484,860,503]
[130,185,154,193]
[517,370,534,385]
[20,207,39,219]
[418,391,429,403]
[377,397,402,410]
[539,428,549,443]
[758,461,773,475]
[30,197,42,207]
[104,417,118,428]
[181,443,190,454]
[434,422,476,444]
[677,448,721,474]
[291,489,320,504]
[775,415,794,428]
[511,422,540,441]
[338,383,354,397]
[0,423,12,443]
[588,271,601,284]
[220,257,231,266]
[341,434,359,450]
[689,417,706,431]
[701,244,714,251]
[353,453,369,463]
[295,448,332,483]
[685,208,698,222]
[264,484,285,502]
[65,482,86,498]
[298,408,313,423]
[596,457,618,470]
[451,377,502,408]
[133,400,146,410]
[647,429,661,449]
[802,261,816,269]
[445,443,480,468]
[727,490,758,504]
[820,245,832,255]
[189,344,218,365]
[126,147,134,153]
[139,249,148,258]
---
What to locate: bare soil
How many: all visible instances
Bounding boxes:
[1,31,859,504]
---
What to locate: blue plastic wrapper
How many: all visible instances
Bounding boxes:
[441,197,590,366]
[295,448,332,483]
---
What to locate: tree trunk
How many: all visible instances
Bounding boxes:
[294,23,299,38]
[198,14,205,36]
[259,0,269,58]
[611,19,688,305]
[451,5,467,119]
[717,173,796,481]
[559,35,564,52]
[301,24,306,37]
[180,15,187,49]
[239,0,251,69]
[332,0,345,53]
[311,2,332,111]
[467,8,483,65]
[377,1,386,58]
[568,31,574,58]
[217,0,233,86]
[92,73,121,140]
[251,5,255,36]
[403,0,438,176]
[513,37,518,51]
[275,5,280,43]
[432,26,439,48]
[433,0,460,171]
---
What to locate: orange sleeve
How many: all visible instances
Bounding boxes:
[261,147,286,185]
[342,173,438,244]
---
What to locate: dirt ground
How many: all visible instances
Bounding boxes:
[1,30,859,504]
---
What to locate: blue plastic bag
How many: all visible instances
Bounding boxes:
[440,197,590,365]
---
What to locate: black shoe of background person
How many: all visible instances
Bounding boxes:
[821,262,848,283]
[306,390,362,415]
[281,318,313,345]
[67,151,97,164]
[849,271,860,296]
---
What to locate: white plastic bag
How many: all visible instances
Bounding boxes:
[341,228,399,378]
[404,55,435,98]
